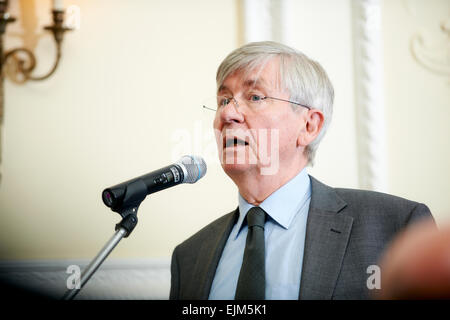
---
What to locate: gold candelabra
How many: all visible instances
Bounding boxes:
[0,0,73,180]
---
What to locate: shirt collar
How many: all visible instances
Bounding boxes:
[235,168,311,239]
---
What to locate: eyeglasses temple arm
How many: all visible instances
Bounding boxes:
[203,105,217,112]
[264,96,311,110]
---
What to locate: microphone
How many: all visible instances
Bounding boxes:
[102,155,207,212]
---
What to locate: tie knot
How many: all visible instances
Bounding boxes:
[246,207,266,228]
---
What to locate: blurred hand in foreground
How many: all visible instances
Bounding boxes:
[377,220,450,299]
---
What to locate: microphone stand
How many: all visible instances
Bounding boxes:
[62,180,147,300]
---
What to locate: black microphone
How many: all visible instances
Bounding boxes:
[102,155,207,212]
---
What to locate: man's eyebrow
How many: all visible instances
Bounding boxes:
[218,79,268,94]
[218,84,229,94]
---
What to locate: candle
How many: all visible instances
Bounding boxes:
[53,0,63,11]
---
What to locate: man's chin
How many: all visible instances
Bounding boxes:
[221,161,281,177]
[218,148,279,176]
[220,147,255,165]
[221,162,254,174]
[219,151,256,175]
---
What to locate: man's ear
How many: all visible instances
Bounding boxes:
[297,109,324,147]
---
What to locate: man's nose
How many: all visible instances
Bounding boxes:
[219,98,245,124]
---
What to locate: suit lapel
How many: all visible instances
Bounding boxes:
[299,176,353,299]
[190,209,238,299]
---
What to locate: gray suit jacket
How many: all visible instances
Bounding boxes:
[170,176,433,300]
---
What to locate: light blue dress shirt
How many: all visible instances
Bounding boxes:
[209,168,311,300]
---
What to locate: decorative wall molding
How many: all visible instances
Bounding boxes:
[403,0,450,77]
[242,0,272,42]
[410,18,450,77]
[242,0,290,43]
[351,0,388,192]
[0,258,171,300]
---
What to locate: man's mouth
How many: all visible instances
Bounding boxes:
[224,137,249,148]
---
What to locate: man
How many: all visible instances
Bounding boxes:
[169,41,433,300]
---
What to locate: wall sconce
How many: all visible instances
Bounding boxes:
[0,0,73,181]
[0,0,73,112]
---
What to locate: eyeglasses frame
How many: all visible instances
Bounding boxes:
[202,95,312,112]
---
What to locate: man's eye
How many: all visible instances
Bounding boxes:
[250,95,263,102]
[218,97,231,107]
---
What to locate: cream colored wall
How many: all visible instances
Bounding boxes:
[0,0,240,260]
[0,0,448,262]
[382,0,450,225]
[289,0,359,189]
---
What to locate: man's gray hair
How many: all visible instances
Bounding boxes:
[216,41,334,165]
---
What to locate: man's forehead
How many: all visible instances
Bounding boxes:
[218,58,282,93]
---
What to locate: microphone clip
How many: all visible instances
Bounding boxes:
[115,210,138,238]
[113,179,147,237]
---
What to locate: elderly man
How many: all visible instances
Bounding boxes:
[169,41,433,300]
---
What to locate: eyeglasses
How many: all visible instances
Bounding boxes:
[202,94,312,112]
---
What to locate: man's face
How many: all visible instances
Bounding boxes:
[213,59,306,178]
